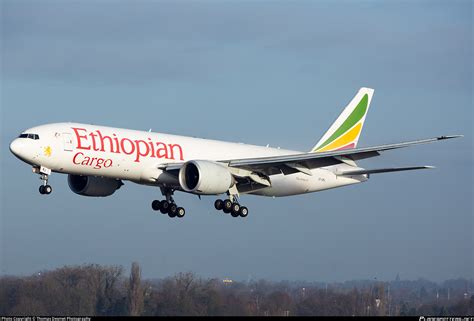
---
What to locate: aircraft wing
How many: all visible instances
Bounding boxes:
[224,135,461,175]
[159,135,461,178]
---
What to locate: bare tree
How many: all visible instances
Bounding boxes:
[2,264,471,317]
[127,262,144,316]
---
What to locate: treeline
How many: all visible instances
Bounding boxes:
[0,263,472,316]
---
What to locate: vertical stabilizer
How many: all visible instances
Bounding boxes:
[312,87,374,153]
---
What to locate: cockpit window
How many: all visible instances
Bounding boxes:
[18,133,39,140]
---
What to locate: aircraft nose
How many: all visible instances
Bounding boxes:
[9,138,23,156]
[9,138,29,160]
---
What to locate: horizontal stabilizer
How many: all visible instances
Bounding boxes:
[339,166,435,176]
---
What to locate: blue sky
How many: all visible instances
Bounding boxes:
[1,0,472,282]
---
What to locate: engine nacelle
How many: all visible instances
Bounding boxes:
[68,174,123,197]
[179,160,234,195]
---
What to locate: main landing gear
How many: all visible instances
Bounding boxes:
[151,188,185,219]
[214,197,248,218]
[151,188,248,219]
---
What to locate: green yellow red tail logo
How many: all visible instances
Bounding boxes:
[312,88,374,153]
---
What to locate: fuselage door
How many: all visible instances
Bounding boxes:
[63,132,74,151]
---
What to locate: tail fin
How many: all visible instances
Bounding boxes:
[311,87,374,153]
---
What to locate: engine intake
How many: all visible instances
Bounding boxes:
[179,160,233,195]
[68,175,123,197]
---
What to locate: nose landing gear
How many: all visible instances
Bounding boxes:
[36,167,52,195]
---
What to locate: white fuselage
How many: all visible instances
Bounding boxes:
[9,123,367,197]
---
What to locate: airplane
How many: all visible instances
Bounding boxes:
[9,87,462,219]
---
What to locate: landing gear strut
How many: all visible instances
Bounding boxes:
[151,188,185,218]
[214,195,248,218]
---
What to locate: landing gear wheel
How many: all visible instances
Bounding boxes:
[44,185,52,195]
[214,199,224,211]
[231,203,240,217]
[223,199,232,213]
[239,206,249,217]
[176,207,186,218]
[152,200,161,211]
[168,204,178,218]
[39,185,52,195]
[160,200,170,214]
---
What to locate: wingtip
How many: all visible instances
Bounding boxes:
[424,166,436,169]
[438,135,464,140]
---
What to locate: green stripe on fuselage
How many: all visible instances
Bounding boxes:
[316,94,368,150]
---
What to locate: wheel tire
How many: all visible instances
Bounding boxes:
[44,185,52,195]
[177,207,186,218]
[168,204,178,218]
[239,206,249,217]
[214,199,224,211]
[152,200,161,211]
[39,185,45,194]
[231,203,240,217]
[223,199,232,214]
[160,200,170,214]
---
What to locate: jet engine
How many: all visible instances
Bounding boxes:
[179,160,234,195]
[68,174,123,197]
